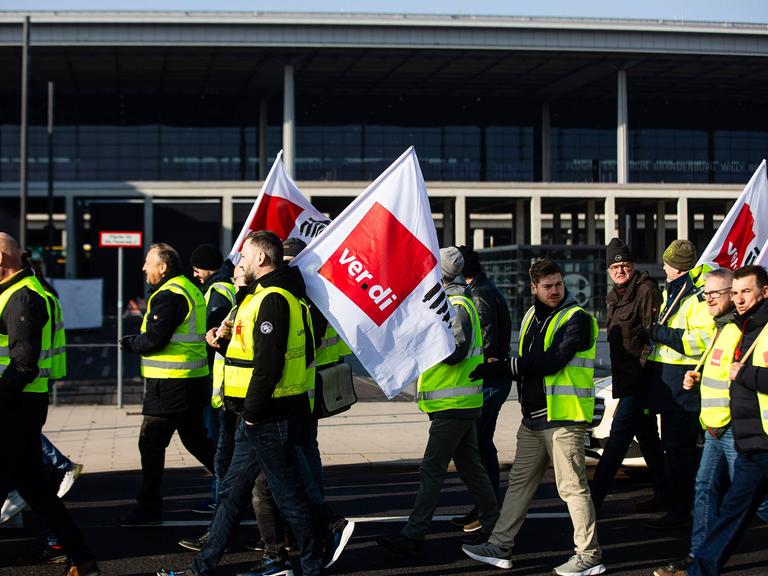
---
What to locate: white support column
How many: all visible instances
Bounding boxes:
[143,196,154,250]
[283,65,295,178]
[65,194,76,278]
[221,193,233,253]
[617,69,629,184]
[259,98,268,180]
[656,199,666,260]
[677,195,689,240]
[604,195,617,244]
[530,195,542,245]
[473,228,484,249]
[516,199,526,244]
[541,102,551,182]
[454,194,467,248]
[586,199,596,245]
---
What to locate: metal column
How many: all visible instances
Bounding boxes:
[221,193,233,253]
[604,195,617,244]
[143,197,154,249]
[656,200,667,260]
[530,196,542,245]
[282,65,295,178]
[454,194,467,247]
[677,196,689,240]
[64,194,76,278]
[19,16,30,247]
[617,69,629,184]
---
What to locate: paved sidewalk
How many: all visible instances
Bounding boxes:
[42,399,523,473]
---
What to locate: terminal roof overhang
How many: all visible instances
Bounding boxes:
[0,12,766,104]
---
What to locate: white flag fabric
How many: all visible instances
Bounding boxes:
[698,159,768,269]
[754,237,768,267]
[228,151,330,264]
[291,147,456,399]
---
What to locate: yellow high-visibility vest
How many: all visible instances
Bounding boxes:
[699,324,740,429]
[417,295,484,413]
[0,275,52,393]
[222,285,311,402]
[519,303,598,422]
[648,288,714,366]
[140,275,209,379]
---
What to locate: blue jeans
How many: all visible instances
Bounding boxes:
[477,376,512,500]
[589,394,666,508]
[213,409,238,506]
[192,418,323,576]
[688,451,768,576]
[40,434,73,472]
[690,428,768,554]
[296,417,325,507]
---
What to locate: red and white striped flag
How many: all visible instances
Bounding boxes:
[698,160,768,270]
[228,151,329,264]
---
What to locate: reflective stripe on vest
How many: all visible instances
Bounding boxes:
[140,276,209,379]
[42,291,67,380]
[749,332,768,436]
[700,323,740,428]
[0,274,52,393]
[205,281,236,308]
[519,303,598,422]
[647,287,714,366]
[222,285,310,402]
[417,294,484,413]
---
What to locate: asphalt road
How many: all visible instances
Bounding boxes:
[2,465,767,576]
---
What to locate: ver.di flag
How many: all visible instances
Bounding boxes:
[291,147,455,399]
[228,150,330,264]
[698,159,768,269]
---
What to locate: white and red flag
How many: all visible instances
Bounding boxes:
[698,159,768,269]
[291,147,455,398]
[228,151,330,264]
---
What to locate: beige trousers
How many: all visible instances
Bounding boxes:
[488,422,601,560]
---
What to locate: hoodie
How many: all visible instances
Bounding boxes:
[512,292,594,429]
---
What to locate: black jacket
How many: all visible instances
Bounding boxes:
[0,267,49,414]
[225,265,314,424]
[606,270,662,398]
[121,274,209,416]
[203,260,236,333]
[466,272,512,362]
[730,298,768,454]
[512,292,594,427]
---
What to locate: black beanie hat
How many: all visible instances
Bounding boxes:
[606,237,634,266]
[458,245,482,277]
[282,237,307,259]
[190,244,223,271]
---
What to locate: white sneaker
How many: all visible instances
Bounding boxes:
[462,542,514,569]
[554,554,607,576]
[57,462,84,498]
[1,491,28,524]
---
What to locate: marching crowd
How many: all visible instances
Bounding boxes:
[2,227,768,576]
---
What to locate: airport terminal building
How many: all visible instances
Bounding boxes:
[1,11,766,313]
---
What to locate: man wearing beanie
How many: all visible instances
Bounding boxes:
[590,238,665,513]
[643,239,714,529]
[377,246,499,555]
[450,246,513,533]
[189,244,236,515]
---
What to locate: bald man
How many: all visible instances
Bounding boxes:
[0,233,100,576]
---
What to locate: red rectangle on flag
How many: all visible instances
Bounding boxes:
[319,202,436,326]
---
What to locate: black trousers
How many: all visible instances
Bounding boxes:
[137,408,215,514]
[0,394,94,565]
[661,410,702,514]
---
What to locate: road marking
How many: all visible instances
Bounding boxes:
[129,512,570,528]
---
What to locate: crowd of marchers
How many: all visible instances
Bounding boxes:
[2,227,768,576]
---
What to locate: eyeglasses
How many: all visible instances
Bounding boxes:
[703,287,732,300]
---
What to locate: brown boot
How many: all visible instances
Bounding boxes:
[63,560,100,576]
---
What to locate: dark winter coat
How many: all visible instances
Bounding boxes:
[605,270,662,398]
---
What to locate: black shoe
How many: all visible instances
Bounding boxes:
[178,532,209,551]
[462,530,492,546]
[234,555,293,576]
[645,512,691,529]
[450,508,478,528]
[119,508,162,527]
[39,545,68,564]
[376,532,423,556]
[243,539,267,552]
[324,518,355,568]
[636,495,666,513]
[664,556,694,571]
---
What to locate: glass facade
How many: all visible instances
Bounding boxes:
[1,122,765,184]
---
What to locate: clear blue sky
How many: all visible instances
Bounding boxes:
[0,0,766,24]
